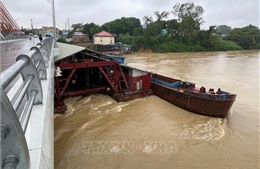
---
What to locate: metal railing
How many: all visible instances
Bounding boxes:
[0,37,54,169]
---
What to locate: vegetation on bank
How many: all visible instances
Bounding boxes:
[64,2,259,52]
[118,33,242,52]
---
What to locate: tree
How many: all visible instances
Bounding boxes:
[143,11,170,26]
[165,19,180,37]
[71,23,83,31]
[83,23,101,40]
[172,2,204,40]
[197,26,215,50]
[132,27,143,36]
[143,11,170,37]
[23,29,33,35]
[101,17,142,36]
[154,11,170,22]
[143,16,153,26]
[228,24,260,49]
[83,23,96,34]
[216,25,232,35]
[144,22,162,37]
[89,25,103,40]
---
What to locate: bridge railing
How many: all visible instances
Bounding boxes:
[0,37,54,169]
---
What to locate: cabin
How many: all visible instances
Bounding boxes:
[124,66,151,91]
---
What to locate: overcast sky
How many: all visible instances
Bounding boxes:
[2,0,259,30]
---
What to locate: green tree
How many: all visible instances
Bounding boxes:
[101,17,142,36]
[144,22,162,37]
[83,23,96,34]
[143,16,153,26]
[71,23,83,31]
[172,2,204,40]
[23,29,33,35]
[89,25,103,40]
[197,26,242,51]
[165,19,180,36]
[83,23,101,40]
[216,25,232,35]
[132,27,143,36]
[229,24,260,49]
[154,11,170,22]
[143,11,170,37]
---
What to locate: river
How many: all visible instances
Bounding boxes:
[54,50,259,169]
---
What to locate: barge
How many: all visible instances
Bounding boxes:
[152,74,237,118]
[54,43,236,118]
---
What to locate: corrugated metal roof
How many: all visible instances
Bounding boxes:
[73,32,87,35]
[55,42,85,62]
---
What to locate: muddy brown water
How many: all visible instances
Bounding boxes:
[54,50,259,169]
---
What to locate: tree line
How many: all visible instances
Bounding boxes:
[65,2,260,52]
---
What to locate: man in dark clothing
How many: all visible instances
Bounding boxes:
[39,34,43,41]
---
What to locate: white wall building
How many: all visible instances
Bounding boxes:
[93,31,115,45]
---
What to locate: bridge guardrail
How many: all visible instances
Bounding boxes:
[0,37,54,169]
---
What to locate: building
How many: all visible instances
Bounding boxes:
[62,31,69,38]
[93,31,115,45]
[42,26,59,36]
[72,32,89,43]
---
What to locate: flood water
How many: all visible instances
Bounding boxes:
[54,50,259,169]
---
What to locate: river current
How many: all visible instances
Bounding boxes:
[54,50,259,169]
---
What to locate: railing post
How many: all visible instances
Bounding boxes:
[29,47,47,79]
[2,155,19,169]
[0,86,30,169]
[36,43,49,67]
[0,124,10,141]
[16,54,43,104]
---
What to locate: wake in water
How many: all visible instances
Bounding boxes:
[170,118,225,141]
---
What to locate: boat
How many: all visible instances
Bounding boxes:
[151,74,236,118]
[97,43,133,56]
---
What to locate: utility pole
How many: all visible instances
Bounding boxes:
[46,0,57,47]
[52,0,57,47]
[67,18,70,31]
[31,19,33,30]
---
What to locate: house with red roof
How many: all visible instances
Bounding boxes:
[93,31,115,45]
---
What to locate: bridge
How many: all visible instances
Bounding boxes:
[0,2,24,40]
[0,37,152,169]
[1,37,59,169]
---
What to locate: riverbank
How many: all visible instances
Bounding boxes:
[118,35,243,53]
[60,39,256,54]
[127,49,260,58]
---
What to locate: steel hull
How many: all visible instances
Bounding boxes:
[113,90,152,102]
[152,74,236,118]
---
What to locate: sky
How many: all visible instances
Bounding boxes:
[2,0,259,30]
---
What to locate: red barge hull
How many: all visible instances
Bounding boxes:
[152,74,236,118]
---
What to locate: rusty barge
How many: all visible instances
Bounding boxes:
[54,43,236,118]
[152,74,236,118]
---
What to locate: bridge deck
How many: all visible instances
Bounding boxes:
[1,38,41,71]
